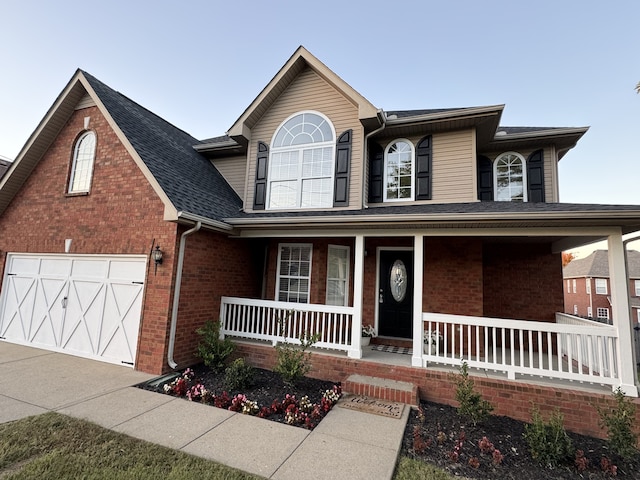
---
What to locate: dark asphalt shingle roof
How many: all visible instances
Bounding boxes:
[563,250,640,278]
[229,200,640,219]
[82,71,242,222]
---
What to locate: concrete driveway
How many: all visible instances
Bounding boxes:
[0,342,153,424]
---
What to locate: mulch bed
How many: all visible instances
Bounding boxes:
[402,400,640,479]
[137,363,339,429]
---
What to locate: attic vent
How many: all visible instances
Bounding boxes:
[495,131,508,137]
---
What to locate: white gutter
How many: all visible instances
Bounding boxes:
[177,211,233,232]
[362,110,387,209]
[167,221,202,369]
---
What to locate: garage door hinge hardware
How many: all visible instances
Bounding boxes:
[7,273,16,276]
[61,297,68,309]
[121,361,134,365]
[132,281,144,285]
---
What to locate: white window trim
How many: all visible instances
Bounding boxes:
[573,305,578,315]
[266,111,336,210]
[493,151,527,202]
[635,279,640,297]
[586,278,591,294]
[572,279,576,294]
[68,130,96,193]
[275,243,313,303]
[326,245,350,306]
[383,138,415,202]
[595,278,608,295]
[587,306,593,318]
[596,307,610,320]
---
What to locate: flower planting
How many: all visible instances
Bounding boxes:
[158,365,341,430]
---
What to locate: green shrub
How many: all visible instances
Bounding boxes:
[596,387,638,459]
[274,332,319,386]
[195,320,235,372]
[523,405,573,467]
[453,361,493,425]
[224,358,255,391]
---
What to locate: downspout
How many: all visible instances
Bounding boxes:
[167,221,202,369]
[361,110,387,209]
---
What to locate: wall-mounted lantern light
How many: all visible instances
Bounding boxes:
[152,245,163,275]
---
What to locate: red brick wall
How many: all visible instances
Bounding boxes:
[0,106,177,374]
[170,230,263,368]
[483,242,563,322]
[234,342,640,440]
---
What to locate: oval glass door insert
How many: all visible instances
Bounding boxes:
[390,259,407,302]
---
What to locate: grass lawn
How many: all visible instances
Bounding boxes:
[393,456,462,480]
[0,413,263,479]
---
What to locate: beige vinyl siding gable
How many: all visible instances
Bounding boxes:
[244,67,363,212]
[482,145,557,202]
[211,155,247,198]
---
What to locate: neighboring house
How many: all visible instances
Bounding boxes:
[1,46,639,414]
[0,156,11,179]
[563,249,640,324]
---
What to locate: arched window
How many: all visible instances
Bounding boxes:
[384,139,414,201]
[69,131,96,193]
[267,111,335,209]
[494,152,526,202]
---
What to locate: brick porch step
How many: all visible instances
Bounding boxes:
[343,374,419,406]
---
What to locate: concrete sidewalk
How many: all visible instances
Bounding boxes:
[0,342,408,479]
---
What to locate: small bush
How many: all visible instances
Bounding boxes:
[596,387,638,459]
[224,358,255,391]
[195,320,235,372]
[274,331,319,386]
[523,405,573,467]
[453,361,493,425]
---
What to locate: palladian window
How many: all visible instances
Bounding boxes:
[494,152,526,202]
[68,131,96,193]
[384,139,414,201]
[268,112,335,209]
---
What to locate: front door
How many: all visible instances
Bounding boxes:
[378,250,413,338]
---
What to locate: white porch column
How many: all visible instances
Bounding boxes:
[348,234,365,359]
[412,234,424,367]
[608,233,638,396]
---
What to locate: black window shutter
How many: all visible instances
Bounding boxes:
[368,141,384,203]
[253,141,269,210]
[415,135,432,200]
[333,129,352,207]
[527,149,545,203]
[477,155,493,201]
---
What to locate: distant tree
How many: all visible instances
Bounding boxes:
[562,252,576,267]
[636,81,640,94]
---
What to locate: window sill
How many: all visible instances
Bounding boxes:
[65,191,90,197]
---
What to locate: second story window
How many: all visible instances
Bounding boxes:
[69,131,96,193]
[384,139,414,201]
[494,152,526,202]
[595,278,607,295]
[268,112,335,209]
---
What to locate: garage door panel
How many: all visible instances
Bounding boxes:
[29,277,67,347]
[0,277,36,341]
[0,254,145,367]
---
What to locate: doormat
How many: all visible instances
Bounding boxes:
[337,394,405,419]
[371,344,412,355]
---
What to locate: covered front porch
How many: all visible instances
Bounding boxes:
[219,228,639,397]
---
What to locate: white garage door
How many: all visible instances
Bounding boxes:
[0,254,146,367]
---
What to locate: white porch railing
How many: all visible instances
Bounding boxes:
[423,312,619,386]
[219,296,354,352]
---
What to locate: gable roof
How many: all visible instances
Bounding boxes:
[0,70,242,230]
[563,249,640,278]
[226,46,381,142]
[81,71,242,225]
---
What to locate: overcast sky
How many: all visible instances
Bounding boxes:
[1,0,638,214]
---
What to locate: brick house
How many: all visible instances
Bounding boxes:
[564,249,640,324]
[1,47,640,437]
